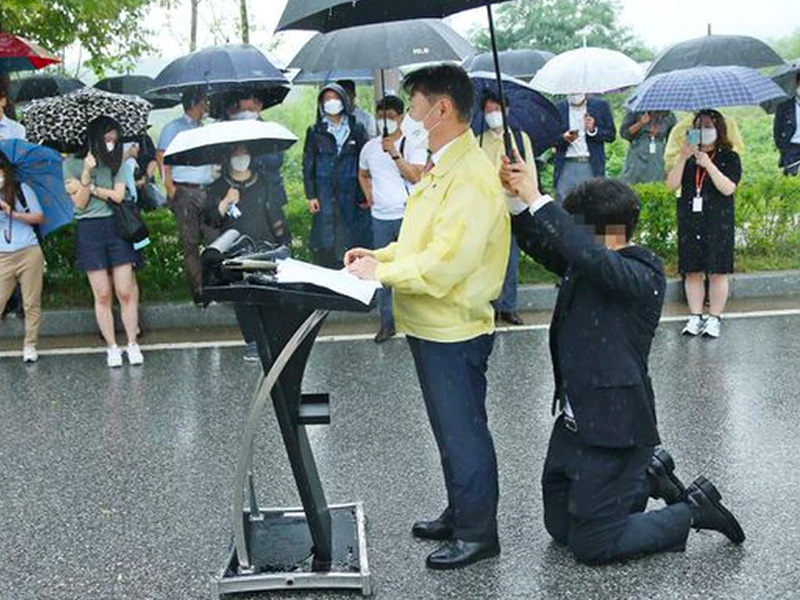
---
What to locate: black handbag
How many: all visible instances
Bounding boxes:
[113,195,150,244]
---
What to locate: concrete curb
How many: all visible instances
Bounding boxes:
[2,270,799,340]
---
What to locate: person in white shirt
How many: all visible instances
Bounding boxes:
[357,95,426,342]
[0,89,26,141]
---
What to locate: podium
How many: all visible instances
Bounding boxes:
[204,279,373,598]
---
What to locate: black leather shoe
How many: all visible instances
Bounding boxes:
[647,448,686,505]
[498,311,524,326]
[426,539,500,570]
[374,326,396,344]
[686,476,745,544]
[412,517,453,541]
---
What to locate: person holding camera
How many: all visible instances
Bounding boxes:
[666,109,741,339]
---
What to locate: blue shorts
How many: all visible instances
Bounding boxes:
[76,217,142,272]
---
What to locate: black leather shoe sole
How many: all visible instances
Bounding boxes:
[689,476,745,544]
[425,541,500,570]
[648,448,686,504]
[412,520,454,541]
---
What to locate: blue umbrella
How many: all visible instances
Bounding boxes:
[627,65,787,112]
[0,139,73,237]
[469,71,561,157]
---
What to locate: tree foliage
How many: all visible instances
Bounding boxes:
[471,0,653,61]
[773,28,800,61]
[0,0,169,76]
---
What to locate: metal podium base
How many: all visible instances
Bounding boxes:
[210,503,371,599]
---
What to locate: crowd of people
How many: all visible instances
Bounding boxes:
[0,68,799,367]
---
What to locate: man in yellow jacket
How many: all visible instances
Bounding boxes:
[347,64,510,570]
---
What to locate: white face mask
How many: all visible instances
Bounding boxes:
[323,99,344,116]
[230,154,251,172]
[568,93,586,106]
[796,85,800,98]
[401,102,442,150]
[698,127,718,145]
[382,119,399,135]
[231,110,259,121]
[0,172,4,188]
[105,142,116,153]
[484,110,504,130]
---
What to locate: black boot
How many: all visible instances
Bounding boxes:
[647,448,686,504]
[412,515,453,541]
[425,538,500,570]
[686,476,745,544]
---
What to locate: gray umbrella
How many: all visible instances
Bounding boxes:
[463,49,553,79]
[646,34,785,79]
[761,60,799,114]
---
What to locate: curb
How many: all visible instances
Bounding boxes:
[2,270,799,340]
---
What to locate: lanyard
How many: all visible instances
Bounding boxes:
[694,153,715,197]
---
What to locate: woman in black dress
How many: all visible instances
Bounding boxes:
[666,110,741,339]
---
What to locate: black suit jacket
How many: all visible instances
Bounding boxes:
[512,202,665,448]
[773,98,799,167]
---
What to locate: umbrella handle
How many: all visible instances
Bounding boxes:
[485,4,516,161]
[4,217,11,244]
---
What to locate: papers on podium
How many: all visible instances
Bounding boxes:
[276,258,382,305]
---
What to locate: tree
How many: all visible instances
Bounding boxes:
[239,0,250,45]
[773,28,800,61]
[470,0,653,61]
[0,0,168,76]
[190,0,201,51]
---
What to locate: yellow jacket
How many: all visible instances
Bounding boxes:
[374,129,510,343]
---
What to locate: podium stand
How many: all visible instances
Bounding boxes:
[204,280,373,598]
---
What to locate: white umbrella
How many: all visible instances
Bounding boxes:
[163,120,298,166]
[530,46,644,95]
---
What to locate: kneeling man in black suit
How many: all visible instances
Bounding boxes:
[500,149,745,564]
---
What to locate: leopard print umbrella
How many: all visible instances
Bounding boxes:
[23,87,151,153]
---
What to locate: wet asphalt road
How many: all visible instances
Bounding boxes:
[1,313,799,600]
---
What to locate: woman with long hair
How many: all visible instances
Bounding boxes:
[667,110,741,339]
[64,117,144,366]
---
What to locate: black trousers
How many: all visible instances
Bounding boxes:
[407,334,499,542]
[542,416,692,564]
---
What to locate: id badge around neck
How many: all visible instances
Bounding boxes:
[649,139,657,155]
[692,194,703,213]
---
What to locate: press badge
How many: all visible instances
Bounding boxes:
[649,140,656,154]
[692,195,703,213]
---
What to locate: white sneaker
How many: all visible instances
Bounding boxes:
[703,316,721,339]
[682,315,706,336]
[107,345,123,368]
[126,343,144,366]
[22,345,38,363]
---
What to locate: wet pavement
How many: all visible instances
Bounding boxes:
[1,312,799,600]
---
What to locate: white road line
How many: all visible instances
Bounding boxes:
[1,307,799,359]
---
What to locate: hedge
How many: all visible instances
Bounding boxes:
[37,175,800,308]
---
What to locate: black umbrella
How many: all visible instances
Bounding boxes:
[464,48,553,79]
[10,74,85,103]
[94,75,181,109]
[292,68,375,85]
[646,34,785,79]
[146,44,289,95]
[288,19,475,134]
[276,0,518,156]
[207,84,291,120]
[760,60,800,113]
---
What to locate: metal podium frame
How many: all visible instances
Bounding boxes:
[205,283,373,598]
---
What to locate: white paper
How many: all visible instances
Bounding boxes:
[275,258,382,305]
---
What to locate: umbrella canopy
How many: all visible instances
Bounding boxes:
[761,60,800,113]
[0,33,61,73]
[531,46,644,95]
[94,75,181,110]
[0,139,73,237]
[646,35,785,79]
[23,87,151,153]
[469,71,560,156]
[292,68,375,85]
[147,44,289,95]
[626,66,787,113]
[288,19,476,72]
[163,120,298,166]
[464,49,553,79]
[207,84,291,120]
[10,75,85,103]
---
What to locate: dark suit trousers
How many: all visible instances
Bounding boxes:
[407,334,499,542]
[542,416,692,564]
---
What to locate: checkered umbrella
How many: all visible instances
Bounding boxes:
[23,87,151,153]
[626,66,787,113]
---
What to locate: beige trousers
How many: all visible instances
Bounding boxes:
[0,245,45,347]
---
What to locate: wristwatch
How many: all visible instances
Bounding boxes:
[89,183,97,196]
[391,154,401,161]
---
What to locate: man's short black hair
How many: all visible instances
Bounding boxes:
[403,64,473,124]
[481,90,510,110]
[181,88,207,112]
[336,79,356,97]
[376,95,404,114]
[564,178,641,241]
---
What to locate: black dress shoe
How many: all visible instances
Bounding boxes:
[647,448,686,504]
[374,326,395,344]
[412,517,453,541]
[426,539,500,570]
[686,476,745,544]
[498,311,524,326]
